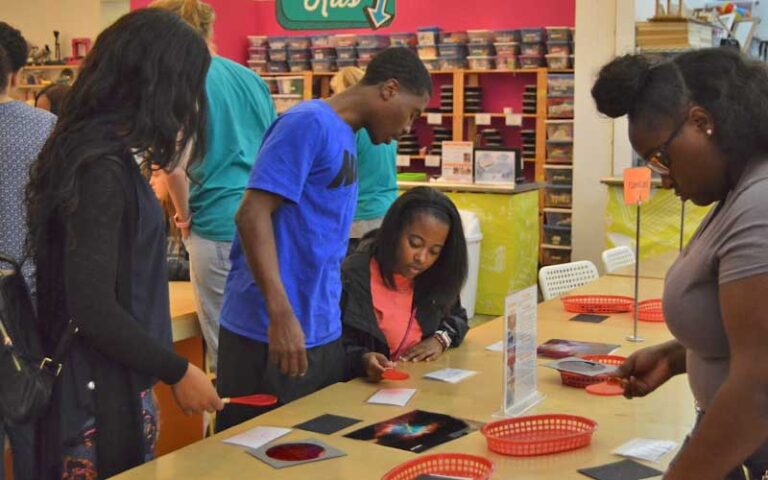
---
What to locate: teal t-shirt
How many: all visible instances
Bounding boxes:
[189,56,277,241]
[354,128,397,221]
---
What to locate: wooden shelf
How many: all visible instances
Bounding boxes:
[463,113,539,118]
[548,69,575,73]
[17,84,47,89]
[399,180,543,195]
[541,244,572,250]
[464,68,546,75]
[421,112,453,117]
[21,64,79,71]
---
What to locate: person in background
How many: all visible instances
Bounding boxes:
[34,84,70,116]
[0,22,56,480]
[148,168,190,281]
[149,0,277,373]
[592,48,768,479]
[25,10,222,479]
[341,186,469,382]
[331,66,399,253]
[216,47,432,431]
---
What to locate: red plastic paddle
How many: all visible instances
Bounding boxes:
[222,394,278,407]
[382,369,410,381]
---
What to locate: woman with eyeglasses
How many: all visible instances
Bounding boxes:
[592,48,768,480]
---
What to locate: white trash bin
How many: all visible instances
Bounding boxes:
[458,210,483,319]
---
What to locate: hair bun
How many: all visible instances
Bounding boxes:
[591,54,652,118]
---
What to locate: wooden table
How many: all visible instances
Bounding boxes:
[116,276,692,479]
[608,251,679,280]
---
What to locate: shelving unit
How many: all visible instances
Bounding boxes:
[16,64,80,101]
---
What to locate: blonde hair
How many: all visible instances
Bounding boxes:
[330,66,365,94]
[149,0,215,41]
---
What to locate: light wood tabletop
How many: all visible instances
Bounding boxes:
[168,281,202,342]
[116,275,690,480]
[608,251,679,281]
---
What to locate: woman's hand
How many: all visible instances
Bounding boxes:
[362,352,394,382]
[171,364,224,415]
[400,337,445,362]
[610,340,686,399]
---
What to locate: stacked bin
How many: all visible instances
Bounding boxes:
[545,26,575,70]
[543,72,575,265]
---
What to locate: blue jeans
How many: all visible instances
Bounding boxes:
[0,421,35,480]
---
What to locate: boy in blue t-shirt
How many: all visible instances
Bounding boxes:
[216,48,432,430]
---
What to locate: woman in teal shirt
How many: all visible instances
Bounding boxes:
[331,67,398,251]
[150,0,276,372]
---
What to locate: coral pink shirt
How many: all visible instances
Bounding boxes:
[369,258,422,357]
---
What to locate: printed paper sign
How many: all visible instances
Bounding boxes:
[623,167,652,205]
[475,113,492,125]
[427,113,443,125]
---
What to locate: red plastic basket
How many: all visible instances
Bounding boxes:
[560,295,634,314]
[380,453,494,480]
[558,355,627,388]
[481,414,597,456]
[634,298,665,322]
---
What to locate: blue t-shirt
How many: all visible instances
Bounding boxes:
[189,56,276,241]
[354,128,397,221]
[220,100,358,347]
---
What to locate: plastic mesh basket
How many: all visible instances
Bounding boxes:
[561,295,634,313]
[481,414,597,456]
[381,453,494,480]
[559,355,627,388]
[635,298,665,322]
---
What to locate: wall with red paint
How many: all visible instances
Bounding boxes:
[131,0,574,63]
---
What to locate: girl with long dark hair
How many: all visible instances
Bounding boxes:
[341,186,470,381]
[26,9,222,479]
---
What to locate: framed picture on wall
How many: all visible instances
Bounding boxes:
[474,147,522,186]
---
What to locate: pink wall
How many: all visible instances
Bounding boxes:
[131,0,574,63]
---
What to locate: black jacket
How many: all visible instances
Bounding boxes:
[340,242,469,379]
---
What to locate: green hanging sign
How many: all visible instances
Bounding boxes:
[276,0,396,30]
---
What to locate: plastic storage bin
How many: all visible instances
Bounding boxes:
[418,45,438,59]
[546,120,574,141]
[311,47,336,60]
[441,31,469,44]
[521,43,545,56]
[248,35,267,47]
[546,141,573,163]
[417,27,442,46]
[548,97,575,118]
[311,58,337,73]
[267,36,287,49]
[459,210,483,319]
[439,56,467,70]
[546,54,570,70]
[545,184,573,207]
[356,47,382,61]
[422,58,440,71]
[520,55,544,68]
[275,76,303,95]
[288,60,310,72]
[468,43,495,56]
[286,37,310,49]
[390,32,417,46]
[546,26,572,42]
[494,42,520,55]
[467,29,495,43]
[358,34,389,48]
[545,209,572,226]
[467,56,495,70]
[520,28,545,43]
[335,46,357,60]
[542,247,571,265]
[497,54,518,70]
[267,61,289,73]
[544,225,571,246]
[273,94,302,114]
[269,49,288,62]
[248,47,268,61]
[288,49,311,61]
[336,58,357,68]
[548,74,575,97]
[545,166,573,184]
[438,43,468,57]
[334,34,357,47]
[246,60,266,73]
[495,29,520,43]
[310,35,332,47]
[547,41,571,55]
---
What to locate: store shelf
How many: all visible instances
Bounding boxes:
[541,244,572,250]
[399,180,543,195]
[21,64,79,70]
[543,207,572,213]
[464,113,539,118]
[548,69,575,73]
[421,113,454,117]
[464,68,546,75]
[16,84,47,90]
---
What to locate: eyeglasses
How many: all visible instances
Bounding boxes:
[641,119,687,176]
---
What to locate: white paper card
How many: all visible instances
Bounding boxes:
[223,426,291,450]
[613,438,678,463]
[440,141,474,183]
[396,155,411,167]
[505,114,523,126]
[475,113,492,125]
[427,113,443,125]
[425,154,441,167]
[503,107,513,115]
[367,388,417,407]
[503,286,544,416]
[485,340,504,352]
[424,368,478,384]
